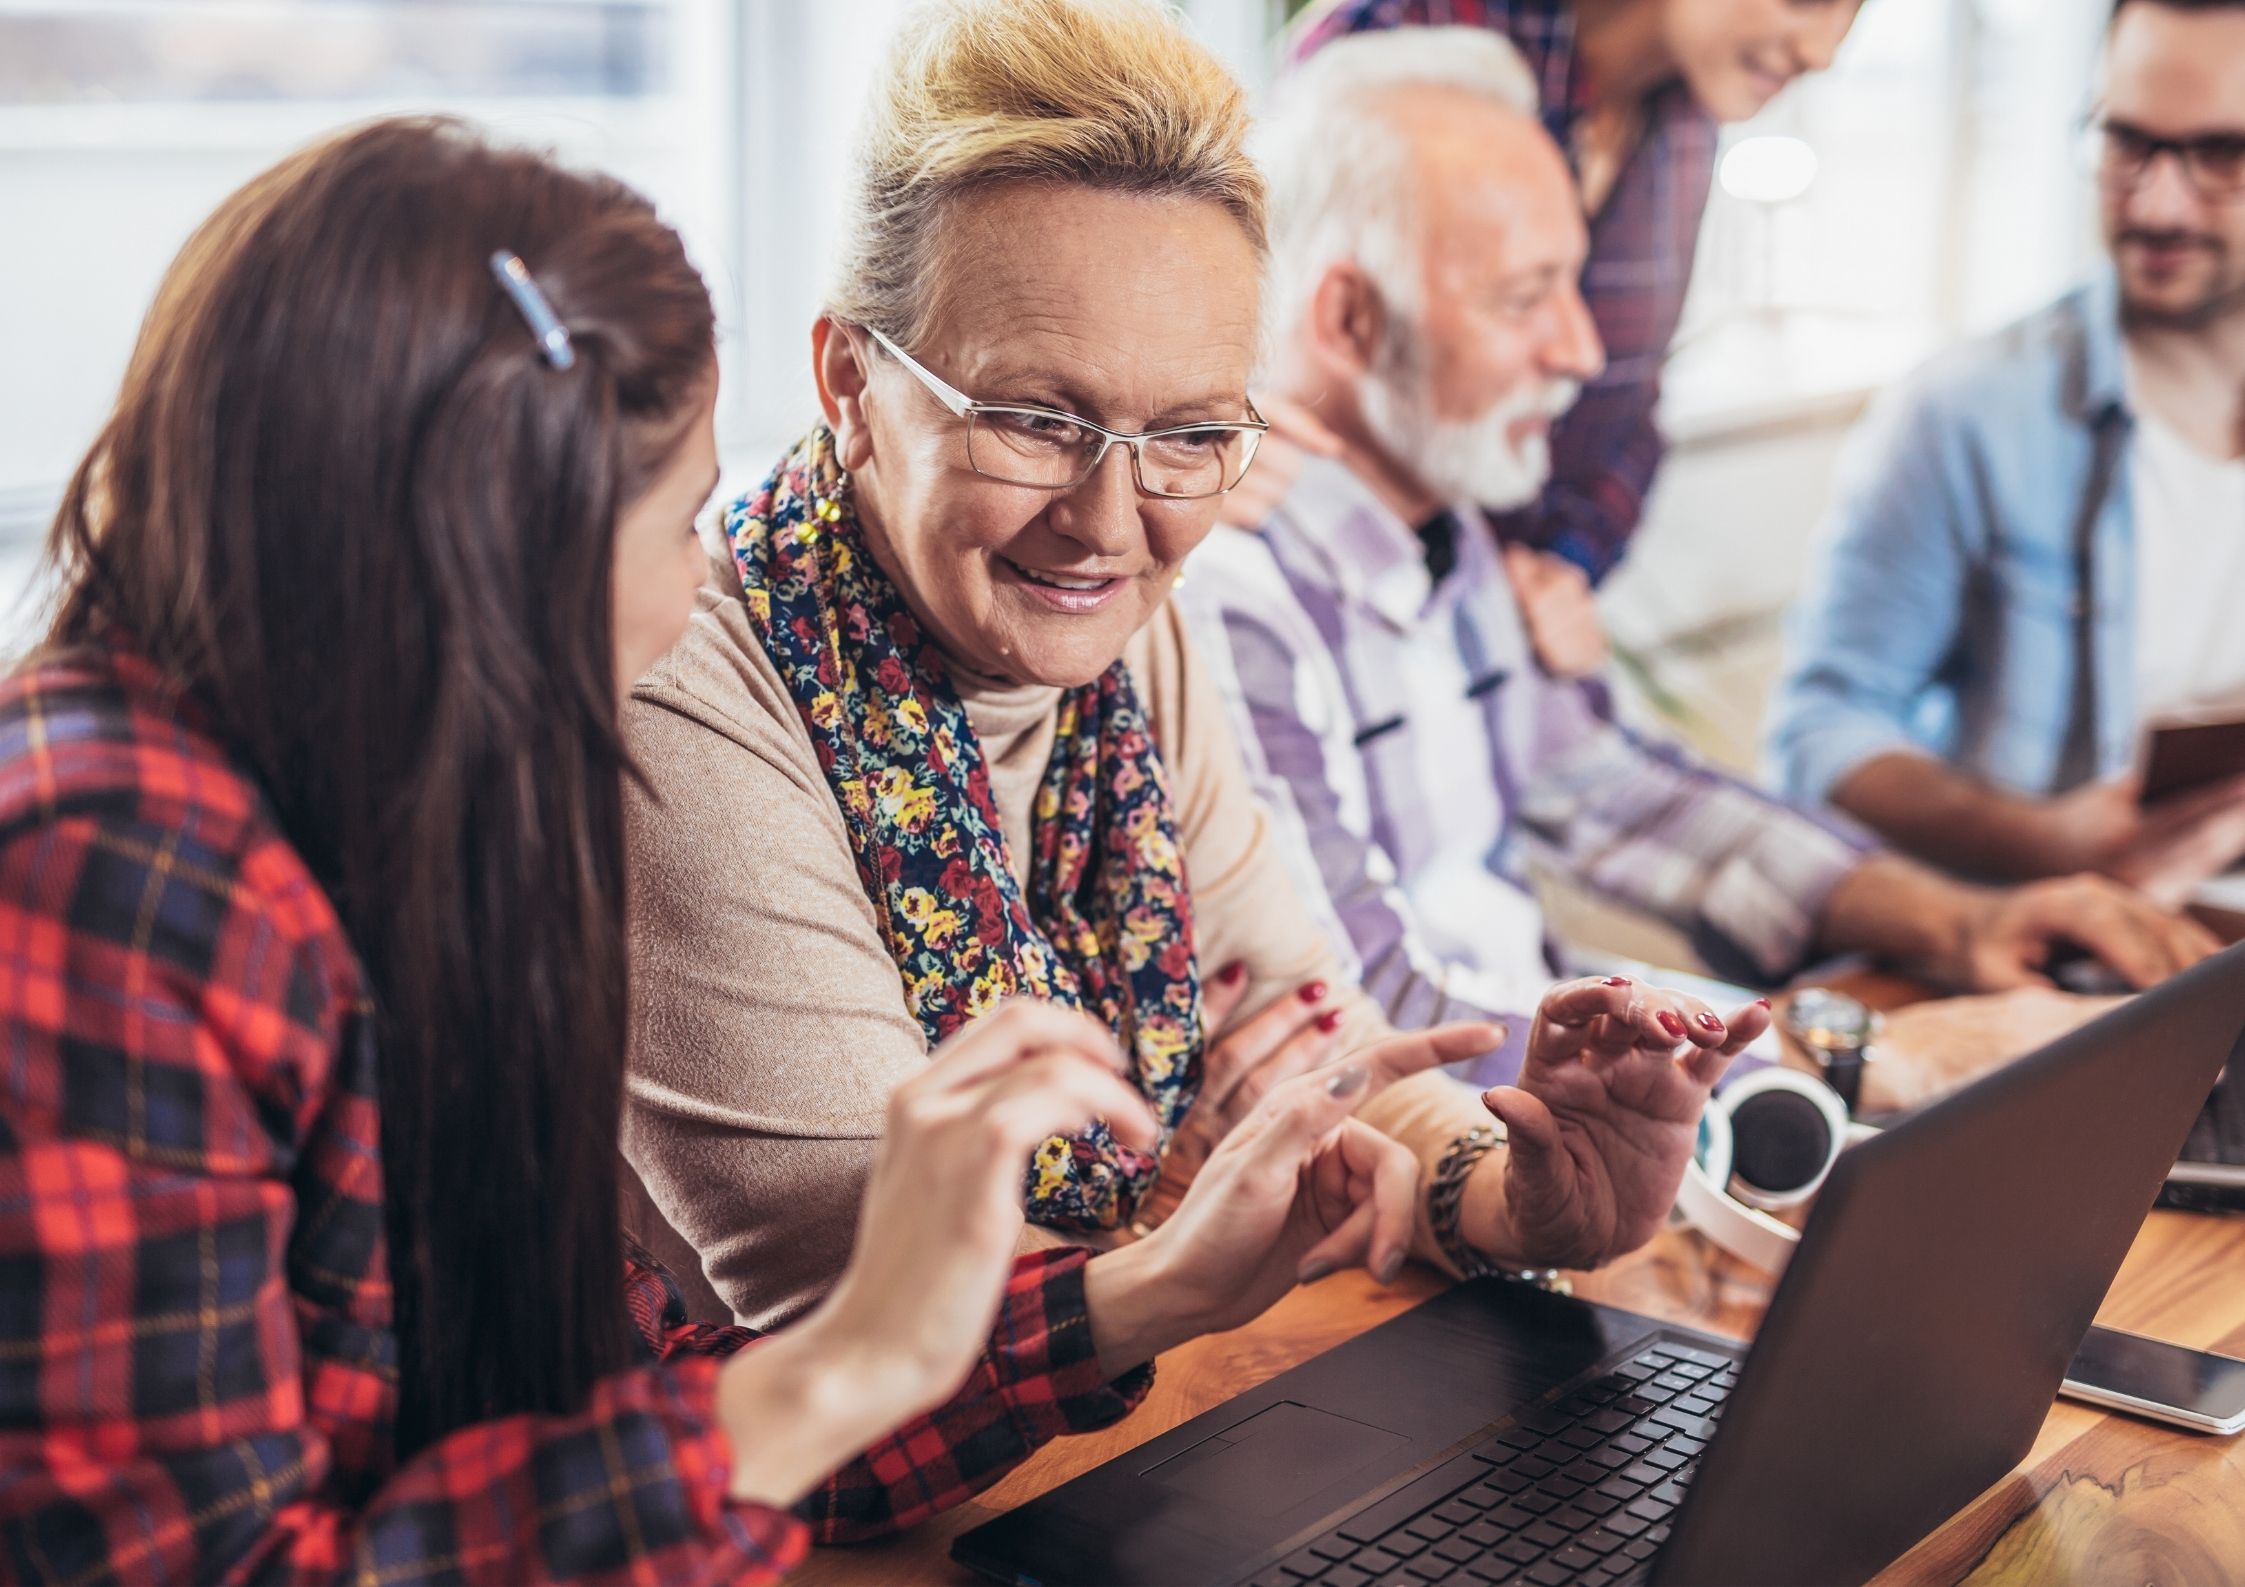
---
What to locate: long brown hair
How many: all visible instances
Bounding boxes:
[45,117,715,1455]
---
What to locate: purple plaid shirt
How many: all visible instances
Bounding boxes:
[1177,456,1871,1083]
[1289,0,1718,582]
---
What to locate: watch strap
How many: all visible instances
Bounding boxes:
[1821,1048,1867,1114]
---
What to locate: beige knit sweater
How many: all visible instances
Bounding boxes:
[621,555,1495,1328]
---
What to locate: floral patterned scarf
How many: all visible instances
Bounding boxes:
[725,427,1203,1228]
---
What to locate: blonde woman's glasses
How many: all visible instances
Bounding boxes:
[864,325,1267,500]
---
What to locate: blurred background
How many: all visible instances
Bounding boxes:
[0,0,2112,776]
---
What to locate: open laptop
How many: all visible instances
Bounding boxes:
[955,940,2245,1587]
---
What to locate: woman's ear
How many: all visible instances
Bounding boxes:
[812,316,876,472]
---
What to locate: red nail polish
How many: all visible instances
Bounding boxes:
[1755,998,1772,1009]
[1316,1009,1343,1033]
[1697,1012,1725,1033]
[1658,1011,1687,1038]
[1299,981,1329,1004]
[1603,975,1632,987]
[1218,962,1247,986]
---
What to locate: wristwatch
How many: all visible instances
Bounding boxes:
[1782,988,1881,1116]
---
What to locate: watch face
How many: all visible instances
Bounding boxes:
[1786,987,1878,1053]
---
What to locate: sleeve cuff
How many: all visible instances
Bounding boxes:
[1772,718,1922,809]
[624,1254,760,1364]
[1696,812,1876,986]
[988,1247,1156,1439]
[598,1354,812,1584]
[789,1247,1156,1544]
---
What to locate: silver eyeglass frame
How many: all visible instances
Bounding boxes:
[861,324,1267,500]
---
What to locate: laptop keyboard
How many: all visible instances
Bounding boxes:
[1241,1341,1738,1587]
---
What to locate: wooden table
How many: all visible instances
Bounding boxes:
[793,977,2245,1587]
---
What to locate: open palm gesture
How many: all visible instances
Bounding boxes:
[1487,977,1770,1270]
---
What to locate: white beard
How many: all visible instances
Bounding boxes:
[1357,342,1577,511]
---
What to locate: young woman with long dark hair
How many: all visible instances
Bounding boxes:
[0,117,1441,1584]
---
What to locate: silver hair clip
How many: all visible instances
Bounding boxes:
[487,250,576,371]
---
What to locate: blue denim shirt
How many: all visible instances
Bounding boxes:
[1765,274,2137,805]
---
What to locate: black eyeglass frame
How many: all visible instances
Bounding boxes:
[2081,110,2245,202]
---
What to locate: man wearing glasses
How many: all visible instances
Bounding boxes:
[1769,0,2245,906]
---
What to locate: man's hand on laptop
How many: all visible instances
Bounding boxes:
[1949,872,2217,992]
[1479,976,1769,1272]
[1816,852,2214,994]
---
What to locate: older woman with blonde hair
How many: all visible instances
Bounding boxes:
[622,0,1766,1329]
[3,111,1511,1584]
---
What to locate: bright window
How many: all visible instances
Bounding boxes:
[0,0,2112,644]
[0,0,1275,641]
[1665,0,2109,432]
[0,0,734,511]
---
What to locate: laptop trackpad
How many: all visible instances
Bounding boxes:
[1139,1402,1410,1518]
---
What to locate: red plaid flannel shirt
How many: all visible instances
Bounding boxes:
[1291,0,1719,582]
[0,650,1149,1585]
